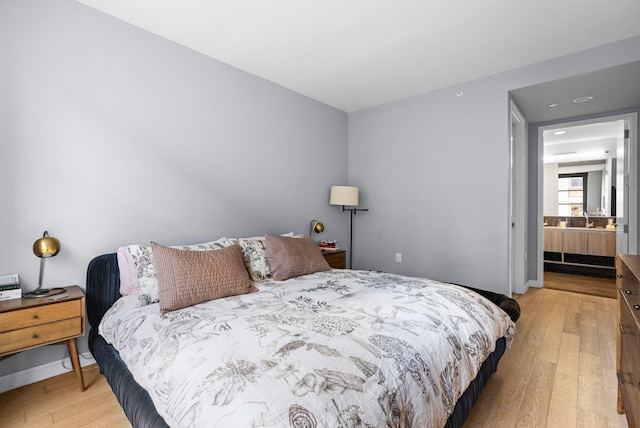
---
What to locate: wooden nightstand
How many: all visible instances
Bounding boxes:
[0,286,86,391]
[322,250,347,269]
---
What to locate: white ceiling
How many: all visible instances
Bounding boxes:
[542,121,623,164]
[76,0,640,112]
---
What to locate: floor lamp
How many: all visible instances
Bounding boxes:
[330,186,368,269]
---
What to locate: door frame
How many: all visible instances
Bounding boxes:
[536,112,638,286]
[509,100,527,296]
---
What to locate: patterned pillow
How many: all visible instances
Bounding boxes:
[119,238,237,307]
[238,239,271,281]
[265,234,331,280]
[152,242,257,314]
[238,233,304,281]
[124,244,157,304]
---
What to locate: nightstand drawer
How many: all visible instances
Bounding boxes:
[0,317,82,354]
[323,250,347,269]
[0,300,82,333]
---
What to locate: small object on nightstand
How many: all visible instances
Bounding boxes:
[24,231,61,298]
[0,274,22,302]
[319,240,340,250]
[23,287,67,299]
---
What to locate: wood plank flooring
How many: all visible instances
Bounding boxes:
[463,286,626,428]
[0,364,130,427]
[544,271,617,299]
[0,286,627,427]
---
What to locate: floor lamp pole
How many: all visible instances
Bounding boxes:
[349,209,354,269]
[343,206,368,269]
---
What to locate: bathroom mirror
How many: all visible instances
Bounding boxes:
[542,120,623,217]
[543,159,615,216]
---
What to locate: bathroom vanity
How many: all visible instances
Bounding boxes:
[543,226,616,277]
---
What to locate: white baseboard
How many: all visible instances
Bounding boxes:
[527,279,542,288]
[0,354,96,394]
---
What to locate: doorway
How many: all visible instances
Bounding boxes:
[537,112,638,293]
[509,60,640,294]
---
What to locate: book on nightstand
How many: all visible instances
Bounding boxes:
[319,240,340,250]
[0,273,21,301]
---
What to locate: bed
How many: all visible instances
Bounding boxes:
[86,235,518,428]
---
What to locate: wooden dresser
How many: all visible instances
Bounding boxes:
[616,254,640,427]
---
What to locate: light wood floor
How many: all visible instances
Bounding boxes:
[544,271,617,299]
[0,287,628,428]
[463,286,627,428]
[0,364,130,427]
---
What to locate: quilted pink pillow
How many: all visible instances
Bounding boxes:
[265,234,331,281]
[152,242,257,314]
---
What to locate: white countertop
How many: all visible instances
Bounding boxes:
[543,226,615,232]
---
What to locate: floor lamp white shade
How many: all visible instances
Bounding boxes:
[330,186,359,206]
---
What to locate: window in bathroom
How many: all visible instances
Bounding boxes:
[558,173,588,216]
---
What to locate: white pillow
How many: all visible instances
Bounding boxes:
[117,246,138,296]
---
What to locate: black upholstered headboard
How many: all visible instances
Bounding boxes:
[86,253,171,428]
[86,253,121,329]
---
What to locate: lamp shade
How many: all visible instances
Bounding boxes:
[33,231,60,258]
[330,186,359,206]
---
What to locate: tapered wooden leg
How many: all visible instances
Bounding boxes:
[67,338,85,391]
[617,384,625,414]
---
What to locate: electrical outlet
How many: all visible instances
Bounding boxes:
[395,253,402,263]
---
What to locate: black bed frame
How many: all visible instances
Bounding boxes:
[86,253,507,428]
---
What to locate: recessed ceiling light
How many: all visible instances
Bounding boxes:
[554,131,566,135]
[548,103,558,108]
[573,96,594,103]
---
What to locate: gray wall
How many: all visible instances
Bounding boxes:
[348,36,640,295]
[0,0,348,376]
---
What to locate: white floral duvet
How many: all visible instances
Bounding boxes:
[99,270,516,428]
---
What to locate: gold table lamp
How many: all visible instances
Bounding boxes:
[23,231,66,298]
